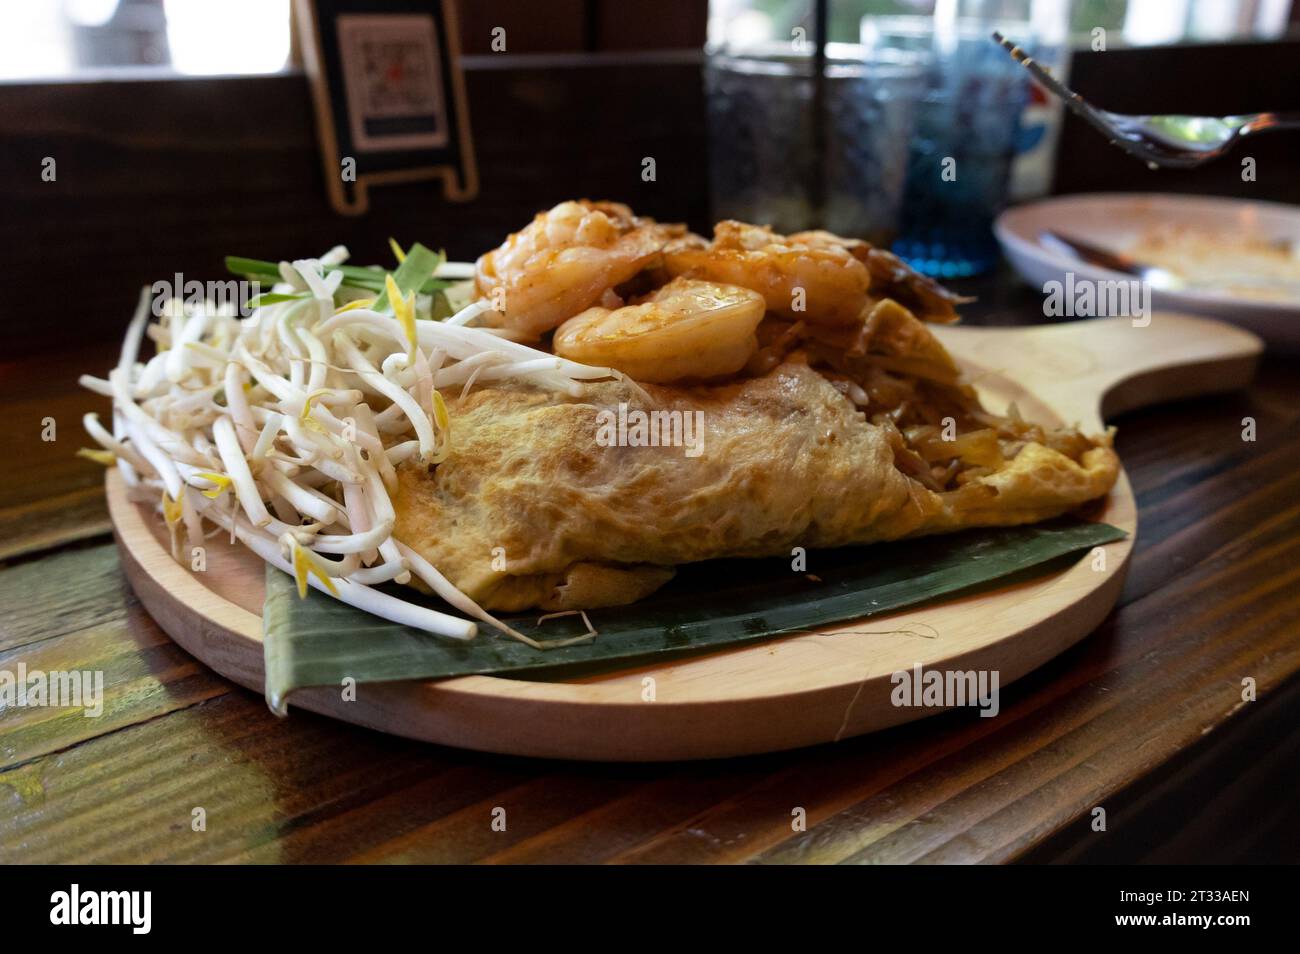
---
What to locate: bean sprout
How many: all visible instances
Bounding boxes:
[83,252,628,645]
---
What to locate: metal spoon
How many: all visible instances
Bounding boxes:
[992,31,1300,170]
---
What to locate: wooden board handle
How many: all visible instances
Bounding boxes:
[935,313,1263,432]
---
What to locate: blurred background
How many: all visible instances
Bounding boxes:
[2,0,1298,354]
[4,1,1290,79]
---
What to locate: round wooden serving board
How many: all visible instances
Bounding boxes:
[109,314,1262,761]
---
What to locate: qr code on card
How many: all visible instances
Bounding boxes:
[338,14,448,152]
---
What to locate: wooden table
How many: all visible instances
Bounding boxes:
[2,302,1298,864]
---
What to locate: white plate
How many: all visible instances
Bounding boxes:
[995,192,1300,349]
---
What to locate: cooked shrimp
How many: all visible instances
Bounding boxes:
[552,277,765,384]
[663,220,872,326]
[475,200,681,338]
[790,229,967,323]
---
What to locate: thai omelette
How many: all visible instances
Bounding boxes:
[392,200,1118,611]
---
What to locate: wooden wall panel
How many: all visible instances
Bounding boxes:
[454,0,589,54]
[455,0,708,54]
[593,0,710,51]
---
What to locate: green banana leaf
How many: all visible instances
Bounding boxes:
[263,518,1125,714]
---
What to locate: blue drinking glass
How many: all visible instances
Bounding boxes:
[866,18,1035,277]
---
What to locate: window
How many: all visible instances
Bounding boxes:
[0,0,292,80]
[706,0,1293,52]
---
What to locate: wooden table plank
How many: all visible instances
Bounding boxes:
[2,691,512,864]
[0,344,116,561]
[481,771,775,864]
[0,591,232,771]
[0,543,137,653]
